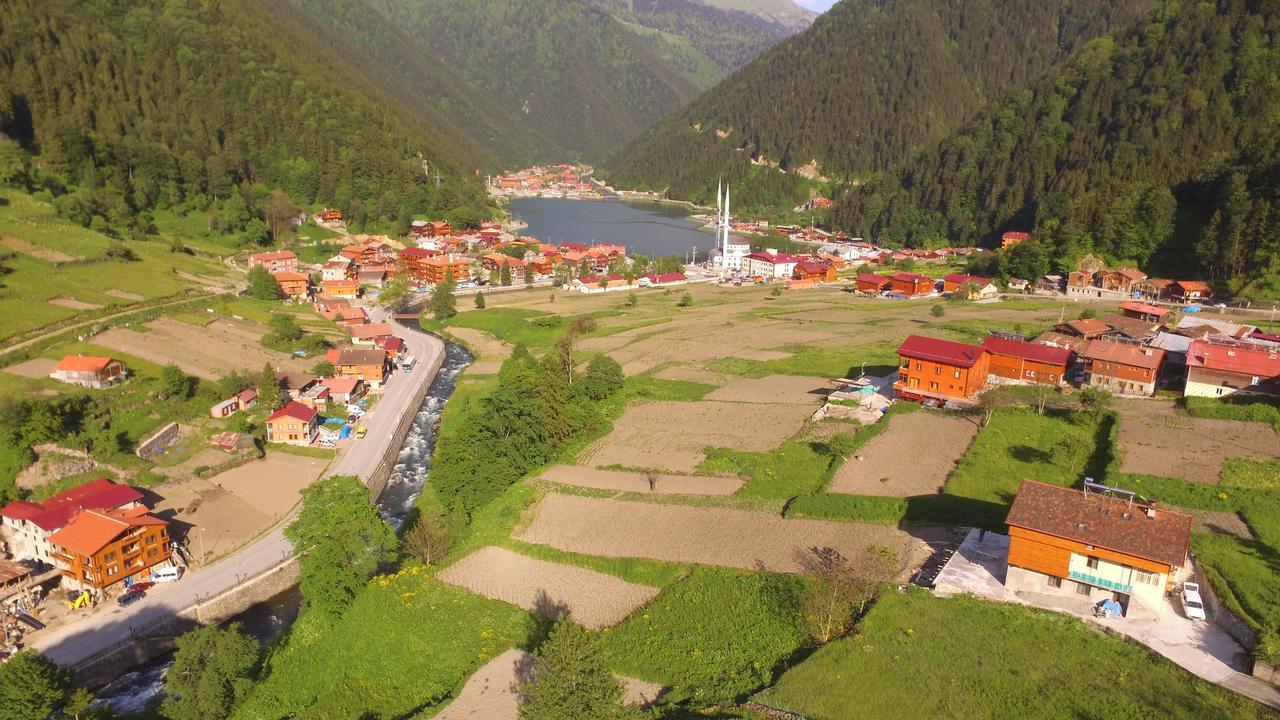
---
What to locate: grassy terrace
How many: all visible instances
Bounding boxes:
[762,590,1268,719]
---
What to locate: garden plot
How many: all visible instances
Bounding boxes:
[435,649,663,720]
[706,374,830,405]
[652,364,732,386]
[48,296,103,310]
[1116,400,1280,483]
[437,547,660,629]
[3,357,58,379]
[94,316,312,380]
[583,401,813,473]
[448,326,513,375]
[540,465,743,495]
[517,493,912,574]
[210,452,328,517]
[829,411,980,496]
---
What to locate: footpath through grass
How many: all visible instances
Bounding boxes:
[762,590,1268,720]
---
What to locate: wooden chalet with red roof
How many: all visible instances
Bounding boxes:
[1118,301,1171,325]
[1001,231,1030,249]
[273,271,311,301]
[888,272,935,297]
[980,336,1073,386]
[942,273,990,294]
[321,279,360,299]
[893,334,989,405]
[1168,280,1213,303]
[1080,340,1165,396]
[1005,480,1191,619]
[1184,339,1280,399]
[855,273,890,294]
[793,260,836,282]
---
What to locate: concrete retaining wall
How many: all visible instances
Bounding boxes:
[182,560,299,626]
[365,332,445,502]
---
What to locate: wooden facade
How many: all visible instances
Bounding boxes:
[1008,526,1170,579]
[50,510,171,590]
[896,354,989,401]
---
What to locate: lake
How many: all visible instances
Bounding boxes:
[506,197,717,259]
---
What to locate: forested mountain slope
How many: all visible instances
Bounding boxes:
[694,0,816,31]
[601,0,1156,207]
[590,0,800,89]
[0,0,496,233]
[834,0,1280,292]
[364,0,704,164]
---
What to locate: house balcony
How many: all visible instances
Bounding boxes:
[1068,569,1132,594]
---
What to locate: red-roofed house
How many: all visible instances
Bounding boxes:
[943,273,990,294]
[639,273,687,287]
[0,478,144,562]
[248,250,298,273]
[793,261,836,282]
[893,335,989,404]
[319,377,367,405]
[349,322,395,346]
[1184,339,1280,399]
[855,273,890,294]
[1080,340,1165,396]
[266,401,319,445]
[398,247,442,282]
[889,272,935,297]
[273,271,311,301]
[1168,280,1213,303]
[1001,231,1030,249]
[1118,301,1170,325]
[742,250,800,280]
[481,253,527,283]
[980,336,1073,387]
[1005,480,1191,619]
[1055,318,1111,339]
[50,355,126,388]
[374,335,404,360]
[49,506,171,591]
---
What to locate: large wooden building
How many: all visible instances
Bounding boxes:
[893,334,988,405]
[888,272,934,297]
[1080,340,1165,396]
[48,506,171,591]
[1005,480,1191,619]
[979,336,1073,386]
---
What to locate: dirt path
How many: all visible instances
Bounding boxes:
[434,649,663,720]
[517,493,912,573]
[829,411,979,496]
[540,465,743,495]
[437,547,659,629]
[2,293,226,357]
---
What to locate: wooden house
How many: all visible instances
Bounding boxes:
[855,273,890,294]
[793,261,836,282]
[1118,301,1170,325]
[893,334,989,405]
[321,279,360,299]
[1001,231,1030,249]
[1005,480,1191,619]
[247,250,298,274]
[49,507,171,591]
[334,347,390,387]
[50,355,126,389]
[1054,318,1111,339]
[979,336,1073,386]
[1100,268,1147,294]
[0,478,143,564]
[942,273,990,294]
[888,272,934,297]
[1167,280,1213,303]
[417,255,471,285]
[1080,340,1165,396]
[273,271,311,301]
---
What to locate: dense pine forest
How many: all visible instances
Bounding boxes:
[0,0,498,236]
[835,0,1280,296]
[600,0,1155,207]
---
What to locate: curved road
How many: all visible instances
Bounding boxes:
[33,309,444,667]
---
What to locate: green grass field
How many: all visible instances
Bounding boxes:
[235,567,532,719]
[762,590,1267,719]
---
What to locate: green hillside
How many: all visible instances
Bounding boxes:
[694,0,816,31]
[833,0,1280,294]
[0,0,495,236]
[600,0,1156,208]
[591,0,800,89]
[361,0,705,164]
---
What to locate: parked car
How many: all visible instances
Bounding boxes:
[152,566,184,583]
[1182,582,1206,620]
[127,582,154,594]
[117,591,145,608]
[355,426,367,439]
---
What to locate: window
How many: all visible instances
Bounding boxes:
[934,365,941,375]
[1075,582,1092,596]
[1086,556,1100,570]
[1135,570,1159,586]
[107,564,119,576]
[1046,576,1062,589]
[953,370,961,379]
[1025,369,1036,378]
[929,382,939,391]
[145,535,156,545]
[103,551,117,563]
[148,549,159,559]
[915,362,923,371]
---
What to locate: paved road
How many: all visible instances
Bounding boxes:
[32,309,443,667]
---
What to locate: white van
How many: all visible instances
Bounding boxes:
[151,566,184,583]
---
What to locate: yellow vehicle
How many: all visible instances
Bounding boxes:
[67,590,93,610]
[355,426,367,439]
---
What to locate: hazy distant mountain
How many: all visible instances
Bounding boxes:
[693,0,817,31]
[600,0,1155,209]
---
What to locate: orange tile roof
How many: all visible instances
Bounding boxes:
[54,355,116,373]
[49,508,166,557]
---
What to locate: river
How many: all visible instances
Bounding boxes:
[92,335,474,715]
[506,197,717,259]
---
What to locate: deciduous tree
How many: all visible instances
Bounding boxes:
[519,620,636,720]
[160,624,259,720]
[429,271,458,322]
[246,266,282,301]
[0,650,77,720]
